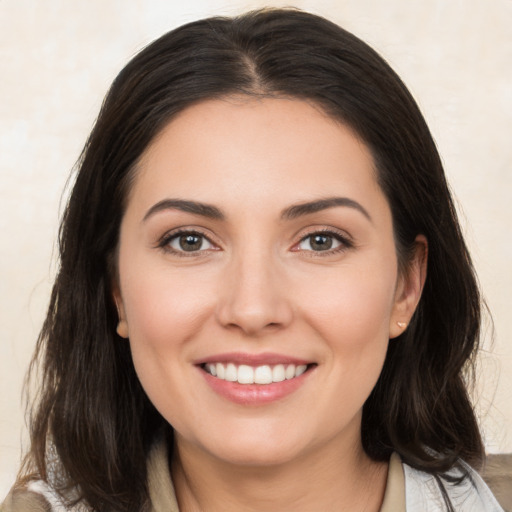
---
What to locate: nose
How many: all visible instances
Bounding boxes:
[215,250,293,336]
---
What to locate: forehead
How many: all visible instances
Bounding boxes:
[129,97,386,218]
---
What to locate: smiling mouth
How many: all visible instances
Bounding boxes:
[201,362,314,385]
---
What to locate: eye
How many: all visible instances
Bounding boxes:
[165,231,214,253]
[296,232,347,252]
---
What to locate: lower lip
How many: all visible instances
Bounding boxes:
[199,367,312,405]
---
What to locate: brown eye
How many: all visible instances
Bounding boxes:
[297,233,343,252]
[310,234,333,251]
[180,234,203,251]
[167,232,213,252]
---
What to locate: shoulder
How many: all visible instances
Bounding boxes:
[402,459,505,511]
[1,483,52,512]
[1,480,87,512]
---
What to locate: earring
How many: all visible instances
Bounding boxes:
[397,321,407,329]
[116,320,129,338]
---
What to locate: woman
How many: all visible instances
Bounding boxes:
[1,8,504,512]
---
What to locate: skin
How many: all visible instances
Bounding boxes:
[114,97,427,511]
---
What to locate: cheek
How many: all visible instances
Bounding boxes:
[119,271,216,426]
[123,274,214,350]
[299,263,397,344]
[117,261,220,398]
[300,267,395,412]
[295,258,396,397]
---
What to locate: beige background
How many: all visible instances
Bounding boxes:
[1,0,511,499]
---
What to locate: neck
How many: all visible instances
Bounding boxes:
[171,432,388,512]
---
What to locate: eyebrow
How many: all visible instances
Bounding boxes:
[142,196,371,223]
[280,197,372,222]
[143,199,225,222]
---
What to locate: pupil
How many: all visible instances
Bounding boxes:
[179,234,202,251]
[311,234,332,251]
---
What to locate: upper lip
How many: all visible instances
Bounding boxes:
[195,352,312,366]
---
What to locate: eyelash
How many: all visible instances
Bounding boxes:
[157,229,216,257]
[157,228,353,257]
[293,229,354,256]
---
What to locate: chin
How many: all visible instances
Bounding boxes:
[193,427,308,468]
[215,443,302,467]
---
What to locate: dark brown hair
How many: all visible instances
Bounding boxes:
[22,8,484,510]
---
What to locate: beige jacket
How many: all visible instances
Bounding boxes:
[1,442,502,511]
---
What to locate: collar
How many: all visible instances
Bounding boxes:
[380,452,406,512]
[146,437,406,512]
[147,436,180,512]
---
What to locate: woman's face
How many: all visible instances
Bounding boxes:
[115,97,424,467]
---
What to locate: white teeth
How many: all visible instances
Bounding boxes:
[272,364,285,382]
[216,362,225,379]
[238,365,254,384]
[254,365,272,384]
[225,363,237,382]
[295,365,307,377]
[285,364,296,380]
[204,362,309,384]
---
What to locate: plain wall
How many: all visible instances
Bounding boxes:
[1,0,511,499]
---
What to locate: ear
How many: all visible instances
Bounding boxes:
[389,235,428,338]
[112,285,129,339]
